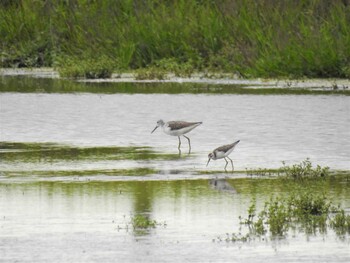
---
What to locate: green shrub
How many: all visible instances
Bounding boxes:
[57,56,115,79]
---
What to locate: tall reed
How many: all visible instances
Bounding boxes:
[1,0,349,78]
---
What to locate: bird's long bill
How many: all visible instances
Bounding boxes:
[206,158,211,167]
[151,125,159,134]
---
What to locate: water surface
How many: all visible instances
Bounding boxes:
[0,76,349,262]
[1,79,349,170]
[1,178,350,263]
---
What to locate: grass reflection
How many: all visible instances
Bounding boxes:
[1,176,349,240]
[1,76,349,95]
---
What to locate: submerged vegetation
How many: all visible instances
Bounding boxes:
[1,0,350,78]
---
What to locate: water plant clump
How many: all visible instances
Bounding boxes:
[330,210,350,235]
[244,159,330,179]
[280,159,330,179]
[130,214,167,236]
[228,189,349,242]
[116,214,166,236]
[131,214,158,229]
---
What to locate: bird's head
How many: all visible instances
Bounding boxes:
[206,152,214,166]
[151,119,165,133]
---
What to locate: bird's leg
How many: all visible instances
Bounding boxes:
[177,136,182,155]
[227,156,234,172]
[178,136,181,149]
[183,135,191,154]
[224,158,228,172]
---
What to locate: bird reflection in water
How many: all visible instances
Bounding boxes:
[209,178,236,193]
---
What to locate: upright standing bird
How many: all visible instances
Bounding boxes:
[207,140,240,172]
[151,120,202,153]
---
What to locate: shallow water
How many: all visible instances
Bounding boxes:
[1,179,350,263]
[0,76,350,262]
[1,79,349,171]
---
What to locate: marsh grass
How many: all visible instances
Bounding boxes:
[1,1,350,78]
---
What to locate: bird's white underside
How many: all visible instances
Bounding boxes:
[162,123,201,136]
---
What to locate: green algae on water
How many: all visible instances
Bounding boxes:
[1,167,158,178]
[0,142,179,162]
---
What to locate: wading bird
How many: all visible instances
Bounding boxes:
[151,120,202,153]
[207,140,240,172]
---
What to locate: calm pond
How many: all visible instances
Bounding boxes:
[0,76,349,262]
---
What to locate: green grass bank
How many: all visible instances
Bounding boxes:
[1,0,350,78]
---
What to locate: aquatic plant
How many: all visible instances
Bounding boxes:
[240,197,290,237]
[244,159,330,179]
[230,189,349,242]
[330,210,350,235]
[131,214,158,229]
[221,232,252,242]
[116,214,166,236]
[281,159,330,179]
